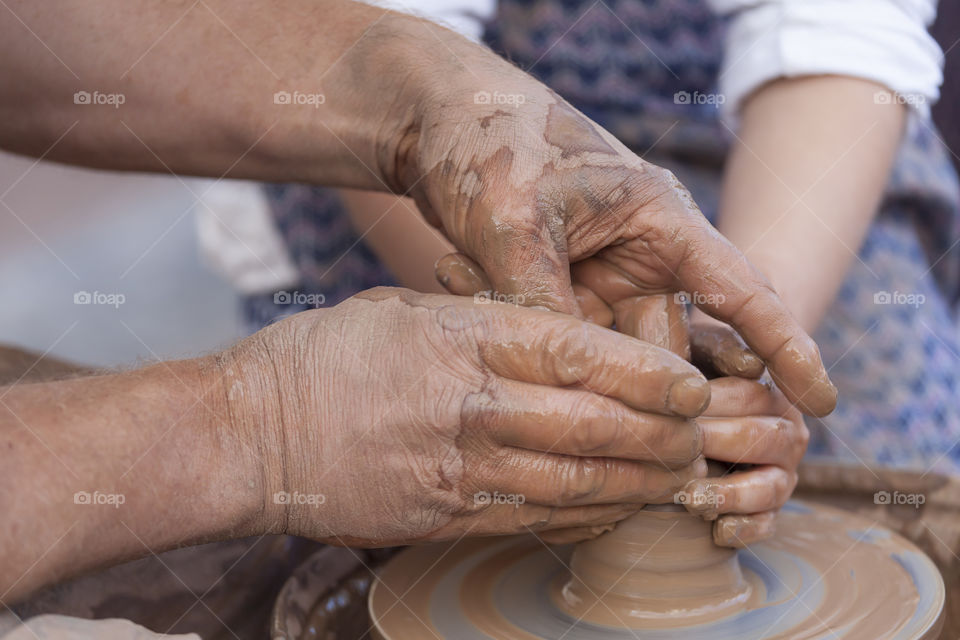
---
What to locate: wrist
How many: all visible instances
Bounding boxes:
[371,13,548,195]
[208,315,333,536]
[202,343,288,537]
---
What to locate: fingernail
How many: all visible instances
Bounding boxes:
[805,374,839,417]
[713,518,746,548]
[713,514,775,548]
[736,352,765,378]
[679,479,722,520]
[668,374,710,416]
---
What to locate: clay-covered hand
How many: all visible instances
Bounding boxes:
[220,288,708,546]
[404,75,836,417]
[680,375,808,547]
[679,320,806,547]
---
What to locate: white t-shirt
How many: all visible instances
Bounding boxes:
[709,0,942,120]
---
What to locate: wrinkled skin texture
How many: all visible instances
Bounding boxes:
[434,257,808,546]
[406,79,836,417]
[684,375,808,546]
[221,288,710,547]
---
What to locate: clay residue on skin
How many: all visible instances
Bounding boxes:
[478,109,513,129]
[543,100,618,160]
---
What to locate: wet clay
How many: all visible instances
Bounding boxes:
[554,505,751,628]
[369,500,944,639]
[370,297,942,639]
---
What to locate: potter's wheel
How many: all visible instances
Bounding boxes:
[368,500,944,640]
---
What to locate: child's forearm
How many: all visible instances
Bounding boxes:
[339,190,452,293]
[699,76,906,332]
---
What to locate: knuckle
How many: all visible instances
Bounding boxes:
[656,419,703,465]
[772,470,793,500]
[545,325,598,385]
[570,397,621,454]
[645,417,692,462]
[460,386,500,435]
[555,458,606,504]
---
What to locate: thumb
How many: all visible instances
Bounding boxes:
[435,253,490,296]
[471,206,580,315]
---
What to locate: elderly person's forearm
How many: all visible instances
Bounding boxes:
[0,357,262,601]
[0,0,457,190]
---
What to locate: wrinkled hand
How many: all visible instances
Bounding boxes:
[683,375,807,547]
[432,266,810,546]
[221,288,710,546]
[401,74,835,416]
[675,321,806,547]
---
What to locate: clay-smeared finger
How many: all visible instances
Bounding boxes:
[463,379,702,467]
[690,323,765,379]
[479,448,707,507]
[479,312,710,417]
[664,230,837,417]
[712,511,777,548]
[700,414,807,469]
[435,252,491,296]
[573,230,837,416]
[679,466,797,520]
[704,377,793,417]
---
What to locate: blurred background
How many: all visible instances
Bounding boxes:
[0,153,243,368]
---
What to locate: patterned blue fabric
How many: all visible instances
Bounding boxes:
[251,0,960,472]
[243,186,396,328]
